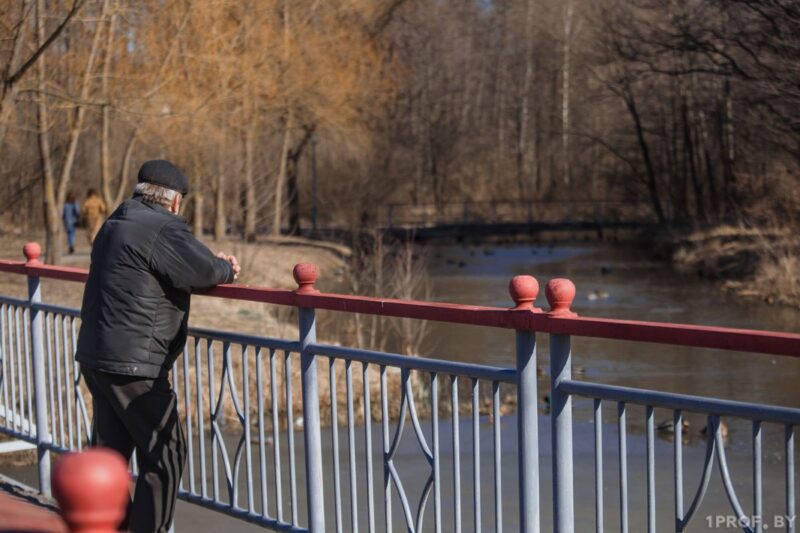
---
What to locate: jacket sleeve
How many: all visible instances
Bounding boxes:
[150,219,234,292]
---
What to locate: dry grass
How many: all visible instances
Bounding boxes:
[672,224,800,307]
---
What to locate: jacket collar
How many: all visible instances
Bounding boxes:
[131,194,187,223]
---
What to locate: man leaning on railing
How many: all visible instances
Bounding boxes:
[74,160,241,533]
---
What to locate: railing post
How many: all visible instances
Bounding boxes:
[546,279,577,533]
[509,275,541,533]
[52,448,131,533]
[293,263,325,532]
[24,242,51,496]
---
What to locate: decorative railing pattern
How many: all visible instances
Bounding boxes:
[1,242,800,532]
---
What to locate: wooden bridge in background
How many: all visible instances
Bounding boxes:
[380,199,659,240]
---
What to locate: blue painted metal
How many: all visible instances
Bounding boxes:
[646,405,655,533]
[299,307,325,531]
[492,380,502,532]
[452,375,462,533]
[516,329,539,533]
[560,380,800,425]
[674,409,684,532]
[787,426,795,533]
[593,399,603,533]
[472,377,482,533]
[550,333,573,533]
[754,421,762,533]
[27,272,50,496]
[618,402,628,533]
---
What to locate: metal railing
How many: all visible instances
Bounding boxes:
[1,242,800,532]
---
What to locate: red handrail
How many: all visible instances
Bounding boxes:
[2,243,799,357]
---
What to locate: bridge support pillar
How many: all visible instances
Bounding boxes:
[546,279,577,533]
[294,263,325,532]
[24,243,51,496]
[510,275,542,533]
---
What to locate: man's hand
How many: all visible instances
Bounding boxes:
[216,252,241,281]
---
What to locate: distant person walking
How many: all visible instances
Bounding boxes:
[62,192,80,254]
[81,189,107,244]
[76,160,240,533]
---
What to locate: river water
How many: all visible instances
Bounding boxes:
[3,242,798,531]
[419,242,800,531]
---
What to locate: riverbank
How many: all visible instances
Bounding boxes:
[653,224,800,308]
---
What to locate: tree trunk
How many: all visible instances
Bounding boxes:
[193,192,204,237]
[36,0,107,263]
[681,95,705,223]
[561,0,574,186]
[243,109,256,241]
[273,112,292,235]
[36,0,60,264]
[625,90,666,225]
[516,0,536,199]
[214,168,226,241]
[721,80,736,213]
[286,154,300,236]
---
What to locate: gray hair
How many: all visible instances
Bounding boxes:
[133,182,180,208]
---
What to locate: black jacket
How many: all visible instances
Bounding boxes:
[76,196,233,378]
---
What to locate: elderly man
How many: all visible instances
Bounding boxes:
[76,160,240,533]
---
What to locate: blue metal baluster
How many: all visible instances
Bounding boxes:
[208,341,219,503]
[269,348,283,522]
[363,362,375,533]
[551,332,574,533]
[171,358,183,495]
[332,359,343,533]
[195,338,207,500]
[14,307,24,434]
[646,406,655,533]
[182,344,195,495]
[346,359,359,533]
[45,314,56,442]
[787,425,795,533]
[27,270,51,494]
[595,399,603,533]
[70,319,83,450]
[516,326,539,533]
[492,380,502,532]
[23,310,33,437]
[7,306,16,433]
[255,347,268,517]
[52,313,64,445]
[0,305,8,430]
[674,409,685,532]
[298,305,324,531]
[618,402,628,533]
[380,365,391,533]
[285,352,298,526]
[242,344,254,513]
[472,377,481,533]
[433,372,442,532]
[62,316,74,450]
[452,375,462,533]
[754,421,762,533]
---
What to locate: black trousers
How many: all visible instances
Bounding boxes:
[82,367,186,533]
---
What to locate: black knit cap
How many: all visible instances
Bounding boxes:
[137,160,189,195]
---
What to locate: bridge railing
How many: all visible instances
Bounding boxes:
[1,242,800,532]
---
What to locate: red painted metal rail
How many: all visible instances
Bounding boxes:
[1,242,799,358]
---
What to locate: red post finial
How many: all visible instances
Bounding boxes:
[545,278,578,317]
[23,242,42,264]
[52,448,131,533]
[293,263,319,294]
[508,275,541,311]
